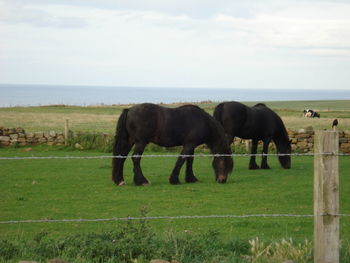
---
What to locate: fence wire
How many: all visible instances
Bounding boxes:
[1,213,350,225]
[0,152,349,160]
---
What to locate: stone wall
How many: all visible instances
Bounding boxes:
[287,127,350,153]
[288,127,316,152]
[232,127,350,153]
[0,127,65,147]
[1,126,350,153]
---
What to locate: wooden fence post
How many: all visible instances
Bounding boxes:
[65,119,69,146]
[314,130,339,263]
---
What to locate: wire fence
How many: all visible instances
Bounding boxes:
[1,213,350,225]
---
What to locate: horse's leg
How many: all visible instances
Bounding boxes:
[185,148,198,183]
[169,146,192,185]
[261,138,272,169]
[225,134,235,152]
[131,141,149,186]
[226,134,234,147]
[249,139,260,169]
[112,141,134,186]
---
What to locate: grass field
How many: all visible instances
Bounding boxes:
[0,100,349,133]
[0,145,350,262]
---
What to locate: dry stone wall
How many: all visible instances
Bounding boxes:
[0,127,65,147]
[288,127,350,153]
[1,127,350,153]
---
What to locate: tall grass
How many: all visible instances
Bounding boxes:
[1,219,349,263]
[0,211,249,263]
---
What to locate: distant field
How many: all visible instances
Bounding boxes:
[0,100,349,133]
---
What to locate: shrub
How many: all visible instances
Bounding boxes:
[67,132,113,152]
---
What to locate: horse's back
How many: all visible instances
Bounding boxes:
[214,101,250,136]
[166,105,218,137]
[251,103,285,132]
[214,101,286,139]
[126,103,214,146]
[126,103,160,137]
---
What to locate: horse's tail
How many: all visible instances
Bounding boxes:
[213,103,224,124]
[112,109,130,184]
[113,109,129,156]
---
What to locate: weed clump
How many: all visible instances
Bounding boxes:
[247,237,312,263]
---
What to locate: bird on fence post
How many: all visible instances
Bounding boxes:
[332,119,338,130]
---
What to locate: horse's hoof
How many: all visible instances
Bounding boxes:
[135,179,150,186]
[169,179,180,185]
[185,177,198,183]
[118,181,126,186]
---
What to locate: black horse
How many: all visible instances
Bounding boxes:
[112,103,233,186]
[213,101,291,170]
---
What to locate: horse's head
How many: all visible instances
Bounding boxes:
[277,139,292,169]
[209,120,234,183]
[212,148,233,183]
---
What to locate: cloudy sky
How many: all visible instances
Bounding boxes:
[0,0,350,90]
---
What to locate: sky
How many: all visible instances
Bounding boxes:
[0,0,350,90]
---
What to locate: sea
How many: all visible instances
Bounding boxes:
[0,84,350,107]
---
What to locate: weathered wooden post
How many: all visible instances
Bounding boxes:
[314,130,339,263]
[65,119,69,146]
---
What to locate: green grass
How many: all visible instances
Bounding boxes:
[0,146,349,239]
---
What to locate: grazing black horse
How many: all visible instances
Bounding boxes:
[112,103,233,186]
[213,101,291,170]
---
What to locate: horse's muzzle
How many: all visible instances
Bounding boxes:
[217,175,227,184]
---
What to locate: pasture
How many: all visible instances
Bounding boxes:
[0,100,349,133]
[0,100,350,262]
[0,146,350,262]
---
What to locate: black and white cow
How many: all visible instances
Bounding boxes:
[303,109,320,118]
